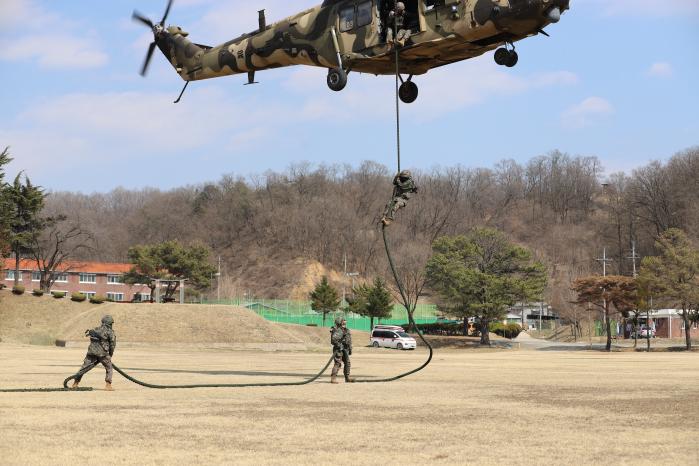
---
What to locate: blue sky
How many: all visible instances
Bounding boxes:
[1,0,697,193]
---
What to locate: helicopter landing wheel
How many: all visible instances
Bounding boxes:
[398,80,418,104]
[494,47,518,67]
[505,50,518,67]
[327,67,347,91]
[494,47,510,65]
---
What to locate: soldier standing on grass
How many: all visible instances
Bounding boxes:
[71,315,117,391]
[330,316,354,384]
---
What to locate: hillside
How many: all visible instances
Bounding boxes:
[0,292,358,348]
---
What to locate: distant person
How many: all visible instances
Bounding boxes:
[71,315,117,391]
[382,170,418,225]
[330,316,354,384]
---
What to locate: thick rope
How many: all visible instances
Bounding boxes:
[63,356,334,390]
[354,31,433,383]
[353,226,433,383]
[394,31,401,172]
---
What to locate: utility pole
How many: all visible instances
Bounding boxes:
[627,241,639,279]
[216,255,222,302]
[596,247,613,277]
[627,241,640,342]
[596,248,614,339]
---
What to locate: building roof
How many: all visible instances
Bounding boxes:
[2,258,133,274]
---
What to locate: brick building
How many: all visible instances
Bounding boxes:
[2,258,151,302]
[650,309,699,340]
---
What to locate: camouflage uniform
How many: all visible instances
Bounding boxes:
[73,315,117,387]
[382,170,418,225]
[330,316,353,383]
[386,2,411,47]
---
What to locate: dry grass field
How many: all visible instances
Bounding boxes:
[1,343,697,466]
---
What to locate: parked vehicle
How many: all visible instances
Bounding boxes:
[370,325,417,350]
[632,325,656,338]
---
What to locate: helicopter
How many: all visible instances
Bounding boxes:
[133,0,571,104]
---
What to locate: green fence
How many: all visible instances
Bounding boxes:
[203,297,440,331]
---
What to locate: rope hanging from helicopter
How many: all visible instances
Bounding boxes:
[4,8,431,394]
[353,32,434,384]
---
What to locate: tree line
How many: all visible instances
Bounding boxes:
[2,145,698,326]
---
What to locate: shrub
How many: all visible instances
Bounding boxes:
[12,285,25,295]
[71,292,86,302]
[489,322,523,339]
[52,291,66,299]
[89,295,105,304]
[32,289,44,297]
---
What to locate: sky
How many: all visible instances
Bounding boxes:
[1,0,698,193]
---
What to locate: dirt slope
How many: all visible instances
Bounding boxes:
[0,292,354,347]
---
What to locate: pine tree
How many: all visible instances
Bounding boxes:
[309,276,341,327]
[572,275,638,351]
[426,228,547,345]
[347,278,394,330]
[0,147,13,258]
[6,172,45,286]
[639,229,699,350]
[366,277,393,330]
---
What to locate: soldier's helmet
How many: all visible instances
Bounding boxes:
[398,170,412,180]
[101,315,114,326]
[334,315,346,326]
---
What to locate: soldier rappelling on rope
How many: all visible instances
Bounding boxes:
[381,170,418,226]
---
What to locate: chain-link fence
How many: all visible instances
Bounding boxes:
[202,297,440,331]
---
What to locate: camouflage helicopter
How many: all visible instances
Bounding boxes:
[134,0,570,104]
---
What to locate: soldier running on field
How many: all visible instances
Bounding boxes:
[330,316,354,384]
[382,170,418,225]
[71,315,117,391]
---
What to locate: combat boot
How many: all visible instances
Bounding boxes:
[345,378,356,383]
[330,376,339,384]
[104,382,114,391]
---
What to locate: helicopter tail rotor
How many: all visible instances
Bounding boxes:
[132,0,174,76]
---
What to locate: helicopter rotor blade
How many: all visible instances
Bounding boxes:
[132,10,154,29]
[140,41,157,76]
[160,0,174,27]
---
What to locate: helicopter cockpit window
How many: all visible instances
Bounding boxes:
[356,1,373,28]
[339,5,355,32]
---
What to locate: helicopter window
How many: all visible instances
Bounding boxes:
[356,1,373,28]
[339,5,355,32]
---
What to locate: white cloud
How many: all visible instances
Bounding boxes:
[0,34,108,69]
[0,0,57,29]
[0,0,108,69]
[562,97,614,128]
[647,62,674,78]
[190,1,309,44]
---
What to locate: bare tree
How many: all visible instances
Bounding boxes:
[30,215,94,291]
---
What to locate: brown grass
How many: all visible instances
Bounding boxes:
[0,343,697,465]
[0,292,356,349]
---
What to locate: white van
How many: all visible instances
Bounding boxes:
[370,325,417,350]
